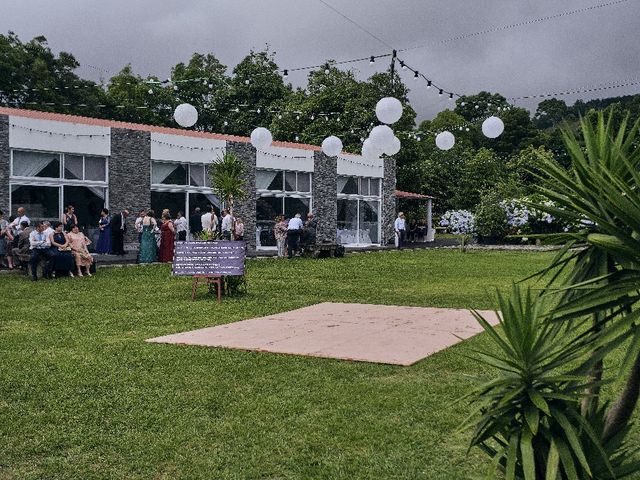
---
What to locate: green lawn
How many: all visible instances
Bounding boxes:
[0,249,636,479]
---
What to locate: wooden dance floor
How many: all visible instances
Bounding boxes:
[146,303,500,366]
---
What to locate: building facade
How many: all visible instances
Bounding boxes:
[0,107,397,253]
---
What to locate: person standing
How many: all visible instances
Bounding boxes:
[110,209,129,255]
[134,209,146,244]
[221,209,233,240]
[138,210,158,263]
[158,212,175,263]
[201,207,212,234]
[189,208,202,240]
[174,211,188,241]
[234,217,245,241]
[29,222,54,281]
[394,212,407,249]
[286,213,304,258]
[274,216,288,258]
[61,206,78,232]
[96,208,112,254]
[8,207,30,234]
[0,210,12,269]
[302,212,318,248]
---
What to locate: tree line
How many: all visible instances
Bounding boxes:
[2,32,639,214]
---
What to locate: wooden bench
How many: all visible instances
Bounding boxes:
[302,243,345,258]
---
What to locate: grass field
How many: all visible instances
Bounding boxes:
[0,249,637,479]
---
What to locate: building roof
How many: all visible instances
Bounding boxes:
[0,106,323,152]
[395,189,435,200]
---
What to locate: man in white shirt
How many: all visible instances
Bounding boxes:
[9,207,30,233]
[221,209,233,240]
[201,208,212,233]
[286,213,304,258]
[28,221,54,280]
[42,221,54,239]
[394,212,407,250]
[174,211,188,241]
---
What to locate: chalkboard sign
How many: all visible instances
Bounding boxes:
[172,241,245,276]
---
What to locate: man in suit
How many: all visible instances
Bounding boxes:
[110,209,129,255]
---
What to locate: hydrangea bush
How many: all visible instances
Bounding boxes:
[500,195,563,236]
[439,210,477,235]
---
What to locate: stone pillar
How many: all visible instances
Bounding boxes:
[426,198,435,242]
[381,156,397,245]
[0,115,9,216]
[312,151,337,244]
[109,128,151,248]
[226,141,257,256]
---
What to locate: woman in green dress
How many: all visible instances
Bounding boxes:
[138,210,158,263]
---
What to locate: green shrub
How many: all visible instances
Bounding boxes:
[475,192,508,242]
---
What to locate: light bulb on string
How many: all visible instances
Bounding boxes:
[208,83,213,89]
[283,69,288,78]
[414,71,419,80]
[173,85,178,91]
[244,79,250,85]
[438,89,443,97]
[427,80,431,89]
[369,56,375,65]
[324,64,330,74]
[461,102,466,106]
[257,108,261,114]
[400,61,406,70]
[148,89,153,94]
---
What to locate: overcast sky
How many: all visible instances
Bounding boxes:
[2,0,639,121]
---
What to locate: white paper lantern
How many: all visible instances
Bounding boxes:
[361,138,383,161]
[482,116,505,139]
[173,103,198,128]
[369,124,395,151]
[250,127,273,150]
[375,97,403,124]
[384,136,401,156]
[435,131,455,151]
[321,136,343,157]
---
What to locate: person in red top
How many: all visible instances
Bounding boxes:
[158,212,175,263]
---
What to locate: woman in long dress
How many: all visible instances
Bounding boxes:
[138,210,158,264]
[67,225,93,277]
[158,212,175,263]
[96,208,112,254]
[49,222,75,277]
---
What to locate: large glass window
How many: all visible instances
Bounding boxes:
[151,191,187,219]
[11,185,60,222]
[337,199,359,244]
[338,176,358,195]
[152,162,187,185]
[64,155,83,180]
[256,197,282,247]
[189,164,206,187]
[359,200,380,244]
[337,175,381,245]
[12,151,61,178]
[85,156,106,182]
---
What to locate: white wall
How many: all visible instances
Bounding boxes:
[256,146,314,172]
[151,133,226,164]
[337,154,384,178]
[9,116,111,156]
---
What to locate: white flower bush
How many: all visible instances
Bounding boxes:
[440,210,477,235]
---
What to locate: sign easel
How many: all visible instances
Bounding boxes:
[172,241,246,302]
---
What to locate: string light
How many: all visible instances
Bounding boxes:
[426,80,432,89]
[283,69,288,78]
[369,56,375,65]
[414,71,419,80]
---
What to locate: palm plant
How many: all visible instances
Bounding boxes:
[209,151,247,216]
[467,112,640,478]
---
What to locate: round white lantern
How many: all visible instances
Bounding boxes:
[250,127,273,150]
[375,97,403,124]
[173,103,198,128]
[361,138,383,161]
[369,124,395,151]
[384,136,401,156]
[435,131,455,151]
[482,116,505,139]
[321,136,343,157]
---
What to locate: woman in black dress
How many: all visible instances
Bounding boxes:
[49,222,75,277]
[62,205,78,232]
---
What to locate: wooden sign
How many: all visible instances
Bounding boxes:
[172,241,245,277]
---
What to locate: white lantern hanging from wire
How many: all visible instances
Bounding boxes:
[250,127,273,150]
[481,116,505,139]
[435,131,455,151]
[173,103,198,128]
[321,136,343,157]
[384,136,401,156]
[369,124,395,151]
[375,97,403,124]
[361,138,383,161]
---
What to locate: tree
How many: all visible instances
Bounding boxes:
[467,111,640,478]
[222,49,291,137]
[534,98,572,129]
[209,152,246,216]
